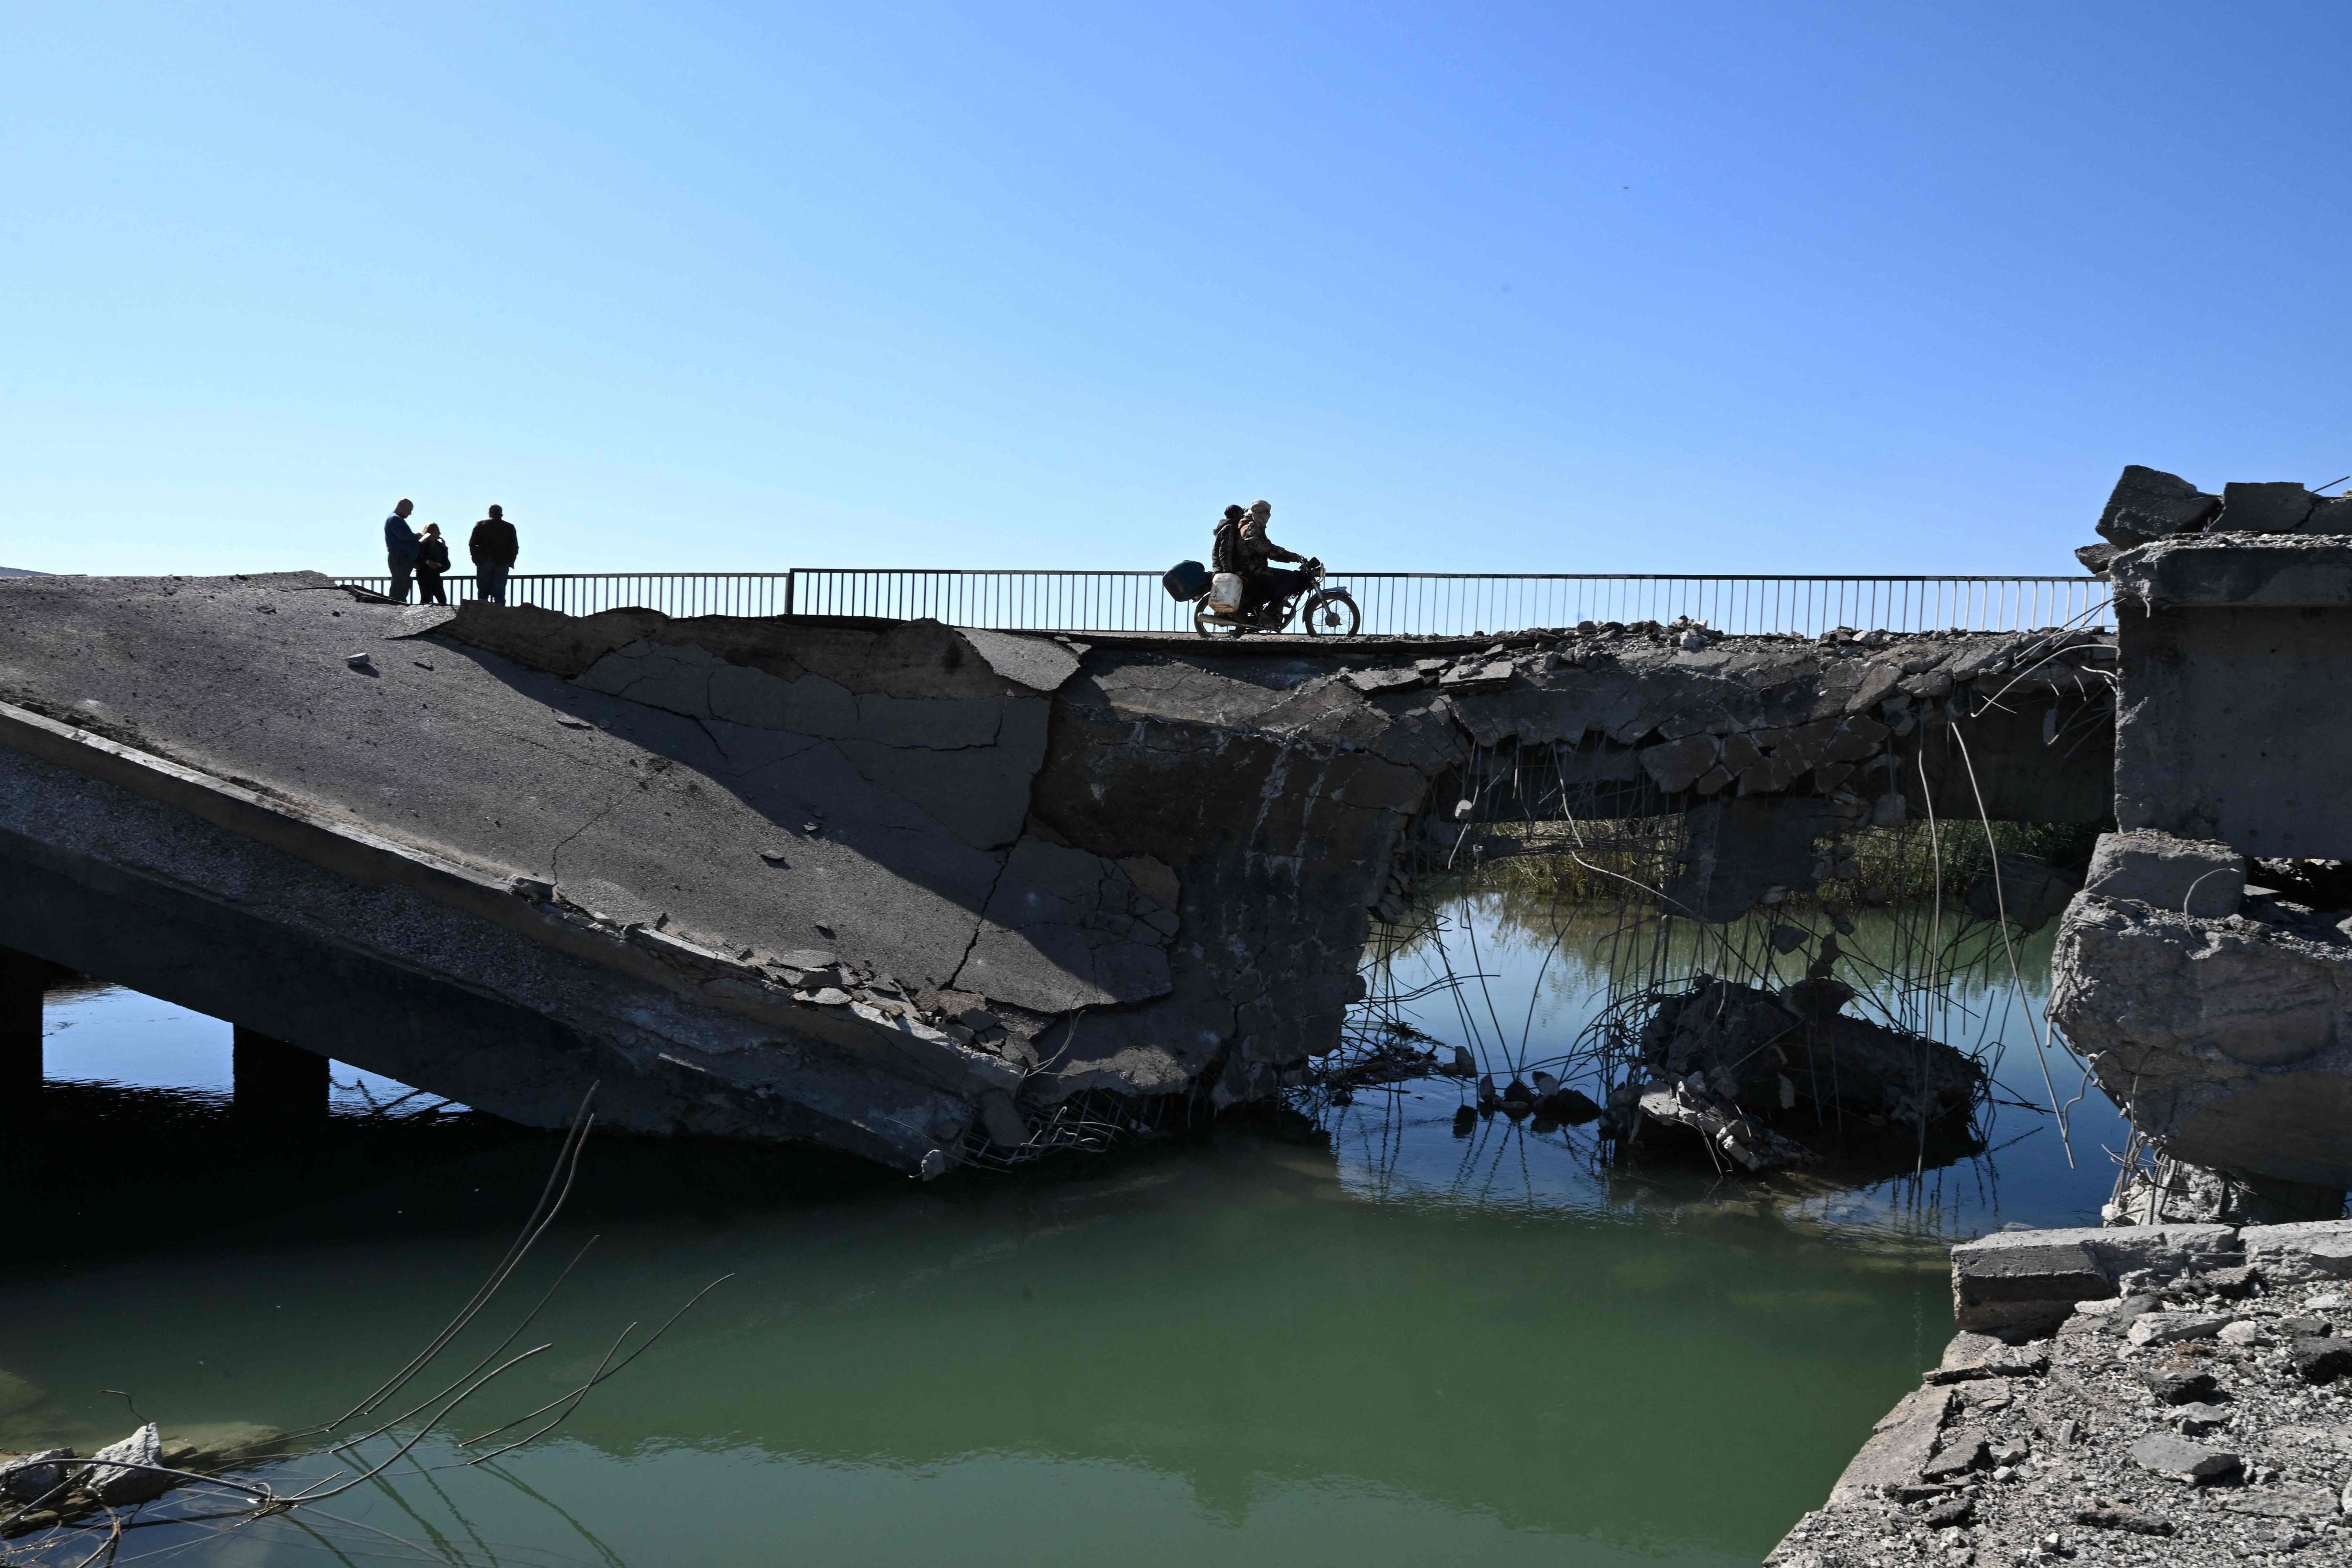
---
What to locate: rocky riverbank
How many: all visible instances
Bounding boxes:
[1770,1221,2352,1565]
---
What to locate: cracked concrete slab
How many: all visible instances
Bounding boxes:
[574,634,1049,849]
[954,837,1177,1011]
[956,627,1083,692]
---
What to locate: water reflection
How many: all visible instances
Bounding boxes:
[0,1120,1947,1566]
[0,887,2122,1567]
[1330,886,2123,1237]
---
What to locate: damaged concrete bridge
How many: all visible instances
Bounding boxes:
[0,572,2115,1174]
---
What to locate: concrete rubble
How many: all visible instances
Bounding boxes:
[2048,462,2352,1220]
[1,1423,288,1536]
[1774,464,2352,1560]
[83,1423,167,1506]
[2052,830,2352,1203]
[1608,960,1988,1173]
[0,573,2112,1174]
[1770,1221,2352,1566]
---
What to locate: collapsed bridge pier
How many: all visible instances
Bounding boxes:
[0,571,2114,1173]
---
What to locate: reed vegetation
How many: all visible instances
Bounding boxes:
[1450,818,2100,910]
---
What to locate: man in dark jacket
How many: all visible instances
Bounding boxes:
[383,499,420,604]
[469,505,520,605]
[1237,499,1308,615]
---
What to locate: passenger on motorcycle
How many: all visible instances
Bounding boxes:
[1232,500,1309,615]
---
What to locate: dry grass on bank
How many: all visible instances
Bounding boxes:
[1447,819,2102,910]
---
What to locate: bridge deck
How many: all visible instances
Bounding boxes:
[0,571,2115,1170]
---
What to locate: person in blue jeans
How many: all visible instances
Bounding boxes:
[469,504,519,605]
[383,499,420,603]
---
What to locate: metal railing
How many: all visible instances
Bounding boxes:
[336,572,794,619]
[1323,573,2111,638]
[336,570,2110,637]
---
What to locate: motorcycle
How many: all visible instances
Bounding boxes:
[1170,557,1362,639]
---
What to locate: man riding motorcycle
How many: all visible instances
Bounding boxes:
[1184,497,1358,637]
[1229,499,1310,615]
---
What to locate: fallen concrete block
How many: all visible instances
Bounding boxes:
[2125,1311,2235,1347]
[86,1423,169,1505]
[2239,1219,2352,1284]
[1926,1331,2049,1383]
[1342,666,1423,694]
[2126,1432,2240,1482]
[2075,1500,2176,1535]
[2214,480,2318,535]
[1827,1385,1954,1504]
[0,1449,74,1503]
[1952,1237,2112,1334]
[2098,465,2221,547]
[2138,1364,2219,1404]
[1918,1426,1990,1482]
[2288,1336,2352,1384]
[2082,829,2247,917]
[2053,895,2352,1188]
[1949,1223,2239,1334]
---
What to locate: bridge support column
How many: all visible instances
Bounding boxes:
[233,1026,329,1123]
[1,946,45,1113]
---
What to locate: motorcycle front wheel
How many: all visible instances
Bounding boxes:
[1300,590,1361,637]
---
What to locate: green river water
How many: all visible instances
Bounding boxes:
[1,896,2121,1566]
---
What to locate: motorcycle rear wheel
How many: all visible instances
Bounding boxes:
[1193,605,1250,638]
[1301,590,1361,637]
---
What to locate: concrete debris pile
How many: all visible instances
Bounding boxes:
[2053,826,2352,1219]
[2111,1157,2351,1230]
[1613,1073,1815,1172]
[1,1423,287,1537]
[2043,468,2352,1228]
[2077,464,2352,575]
[1770,1221,2352,1567]
[1440,623,2111,817]
[1606,954,1987,1173]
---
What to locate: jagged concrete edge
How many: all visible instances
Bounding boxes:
[0,698,1021,1123]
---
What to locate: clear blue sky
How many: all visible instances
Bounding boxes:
[5,3,2347,577]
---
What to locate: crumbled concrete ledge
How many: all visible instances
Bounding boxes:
[2051,829,2352,1195]
[1770,1221,2352,1565]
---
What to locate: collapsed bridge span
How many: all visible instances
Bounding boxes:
[0,572,2112,1172]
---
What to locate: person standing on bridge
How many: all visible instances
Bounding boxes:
[383,499,420,604]
[469,504,519,606]
[414,523,451,605]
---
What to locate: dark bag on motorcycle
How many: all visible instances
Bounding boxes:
[1162,559,1210,603]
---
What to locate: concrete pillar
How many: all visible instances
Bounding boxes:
[233,1026,330,1123]
[1,947,44,1109]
